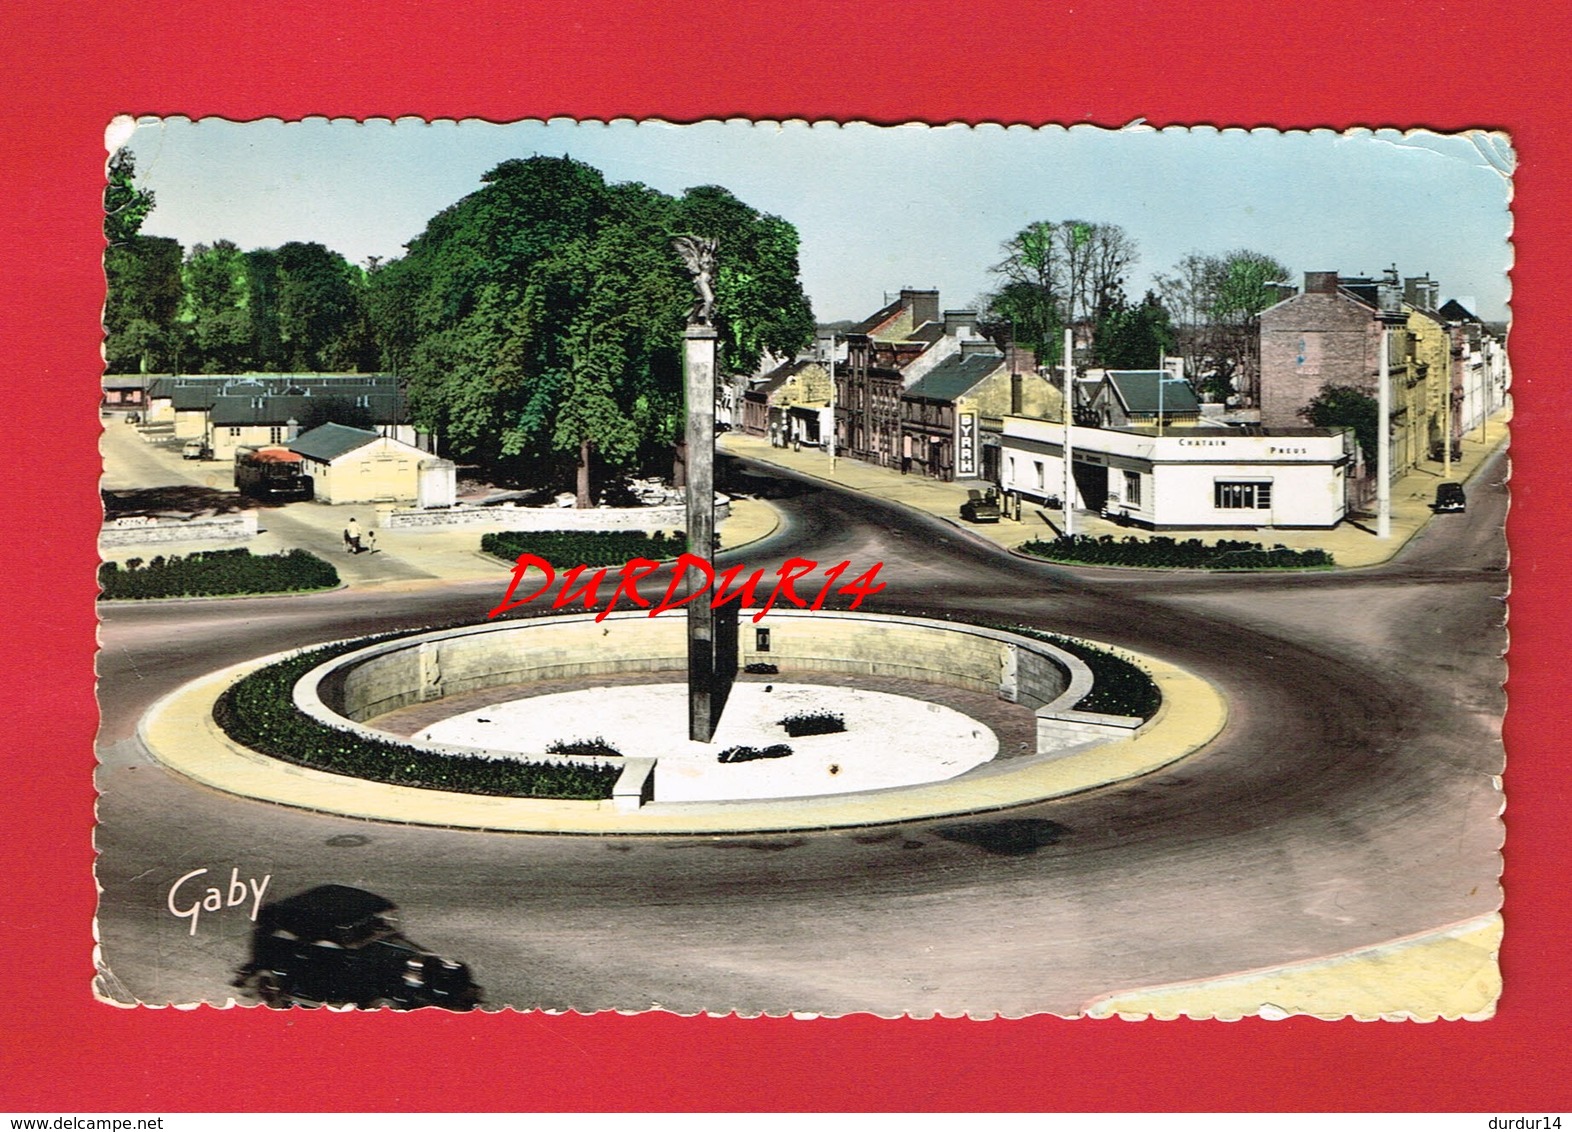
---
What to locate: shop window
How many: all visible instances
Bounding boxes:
[1214,481,1272,509]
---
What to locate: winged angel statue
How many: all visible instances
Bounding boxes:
[671,234,718,327]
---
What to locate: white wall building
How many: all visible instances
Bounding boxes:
[1001,417,1351,529]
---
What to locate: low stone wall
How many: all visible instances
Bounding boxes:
[291,611,1151,792]
[101,511,257,548]
[379,495,729,532]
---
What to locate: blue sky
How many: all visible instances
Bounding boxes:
[114,117,1515,322]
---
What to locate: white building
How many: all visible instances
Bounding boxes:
[1001,417,1351,529]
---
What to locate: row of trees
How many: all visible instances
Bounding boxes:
[105,154,380,376]
[104,152,816,501]
[977,217,1289,401]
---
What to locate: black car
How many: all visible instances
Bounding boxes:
[960,487,1002,523]
[1434,482,1467,513]
[232,885,483,1011]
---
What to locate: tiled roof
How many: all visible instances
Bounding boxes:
[1105,371,1200,415]
[846,296,906,337]
[1438,299,1480,323]
[288,423,382,463]
[903,352,1005,402]
[752,359,815,398]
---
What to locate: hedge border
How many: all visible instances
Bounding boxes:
[99,547,340,600]
[214,639,619,800]
[1018,534,1334,571]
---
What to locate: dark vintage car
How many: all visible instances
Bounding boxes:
[232,885,483,1011]
[960,487,1002,523]
[1434,482,1467,513]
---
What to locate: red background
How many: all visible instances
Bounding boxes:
[3,0,1568,1111]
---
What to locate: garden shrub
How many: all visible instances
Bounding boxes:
[780,711,846,737]
[545,737,623,758]
[214,641,620,800]
[481,530,687,567]
[99,548,339,599]
[1018,534,1333,570]
[718,744,793,763]
[1004,625,1163,721]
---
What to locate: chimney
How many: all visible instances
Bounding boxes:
[943,309,977,339]
[1304,271,1339,295]
[900,288,940,329]
[285,417,300,442]
[960,340,1000,358]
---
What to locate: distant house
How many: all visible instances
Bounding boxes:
[741,358,832,447]
[1001,416,1351,529]
[899,344,1057,481]
[101,374,146,412]
[834,290,991,468]
[288,423,454,507]
[1085,370,1201,429]
[1259,271,1451,485]
[143,373,416,454]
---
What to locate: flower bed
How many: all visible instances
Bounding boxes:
[98,548,339,599]
[1019,534,1333,570]
[718,744,793,764]
[214,641,620,800]
[780,711,846,737]
[1004,626,1162,720]
[481,529,686,567]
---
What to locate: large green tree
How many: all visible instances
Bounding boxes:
[1304,384,1378,462]
[179,241,253,372]
[1092,288,1176,369]
[272,242,376,372]
[1155,248,1290,403]
[104,149,154,247]
[380,155,814,501]
[979,219,1137,364]
[104,235,184,373]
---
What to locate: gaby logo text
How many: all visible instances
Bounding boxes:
[488,554,886,623]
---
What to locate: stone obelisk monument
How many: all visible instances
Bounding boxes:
[674,235,720,741]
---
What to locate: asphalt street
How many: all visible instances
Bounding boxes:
[93,449,1507,1017]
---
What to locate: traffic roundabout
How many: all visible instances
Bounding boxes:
[137,609,1227,835]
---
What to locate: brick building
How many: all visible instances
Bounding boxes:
[899,343,1056,481]
[834,289,989,468]
[1260,271,1450,489]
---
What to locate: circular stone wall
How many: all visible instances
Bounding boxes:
[141,610,1225,833]
[296,609,1090,778]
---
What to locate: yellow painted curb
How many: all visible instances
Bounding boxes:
[1082,913,1502,1021]
[140,640,1226,835]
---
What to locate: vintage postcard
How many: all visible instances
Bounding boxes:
[93,118,1509,1019]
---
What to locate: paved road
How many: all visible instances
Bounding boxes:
[93,451,1506,1017]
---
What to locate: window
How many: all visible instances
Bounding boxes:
[1214,480,1272,509]
[1034,461,1045,490]
[1123,470,1142,506]
[756,628,771,653]
[228,427,241,437]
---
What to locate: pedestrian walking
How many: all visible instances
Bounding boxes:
[342,528,351,553]
[365,530,377,554]
[346,516,363,554]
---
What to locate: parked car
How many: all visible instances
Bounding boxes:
[1434,482,1467,513]
[960,487,1002,523]
[182,439,212,461]
[232,885,483,1011]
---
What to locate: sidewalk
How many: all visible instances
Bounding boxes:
[721,406,1511,569]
